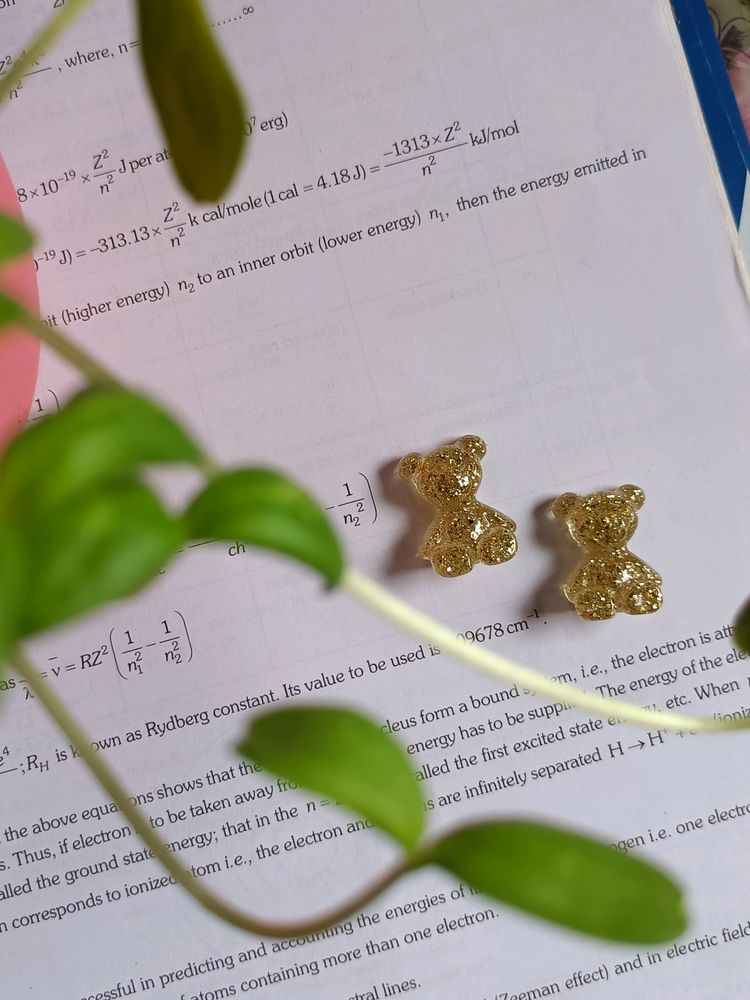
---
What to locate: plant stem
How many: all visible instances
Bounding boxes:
[0,0,97,103]
[8,312,750,735]
[11,648,415,936]
[5,309,116,386]
[1,309,222,476]
[342,569,750,734]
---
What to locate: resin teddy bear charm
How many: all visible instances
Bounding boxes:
[551,485,662,621]
[397,435,517,578]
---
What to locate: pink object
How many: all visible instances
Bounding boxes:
[728,50,750,146]
[0,153,40,452]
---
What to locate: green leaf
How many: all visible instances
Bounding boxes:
[735,596,750,655]
[238,706,425,849]
[0,291,24,327]
[427,821,686,943]
[0,213,33,265]
[20,481,182,634]
[0,387,202,518]
[0,522,25,665]
[185,469,344,586]
[137,0,246,201]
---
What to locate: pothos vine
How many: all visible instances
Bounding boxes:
[0,0,747,949]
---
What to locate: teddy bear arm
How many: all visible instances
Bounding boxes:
[480,505,516,531]
[641,562,662,586]
[624,552,662,586]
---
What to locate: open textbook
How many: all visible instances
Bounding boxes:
[3,1,750,997]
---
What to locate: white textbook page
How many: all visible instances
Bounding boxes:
[3,1,750,997]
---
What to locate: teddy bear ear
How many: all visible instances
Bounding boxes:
[456,435,486,460]
[618,484,645,510]
[397,453,422,481]
[551,492,578,520]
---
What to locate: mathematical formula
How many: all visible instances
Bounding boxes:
[28,117,520,274]
[2,611,193,708]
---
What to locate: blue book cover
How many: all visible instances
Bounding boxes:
[673,0,750,227]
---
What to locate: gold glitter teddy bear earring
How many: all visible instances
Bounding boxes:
[397,435,517,578]
[551,484,662,620]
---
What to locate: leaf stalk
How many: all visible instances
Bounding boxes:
[0,0,97,103]
[11,648,414,937]
[342,569,750,734]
